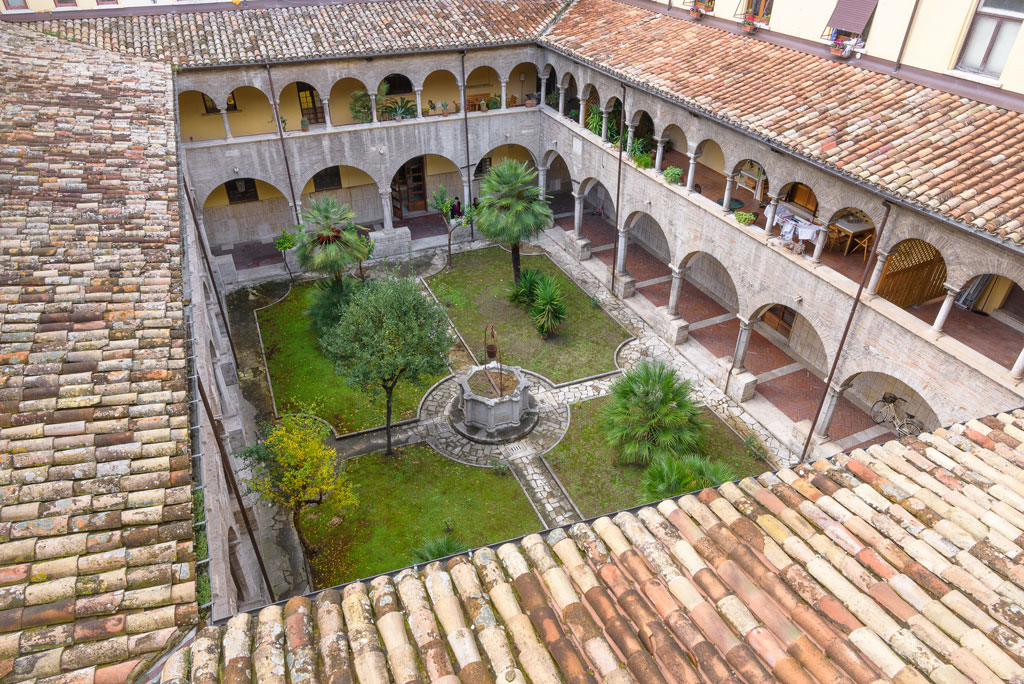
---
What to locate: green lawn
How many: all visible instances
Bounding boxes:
[547,397,768,518]
[428,248,628,384]
[257,282,441,433]
[302,446,540,587]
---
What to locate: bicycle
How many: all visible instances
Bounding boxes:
[870,393,924,438]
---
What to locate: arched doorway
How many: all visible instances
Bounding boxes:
[390,154,462,239]
[876,238,947,308]
[279,81,326,130]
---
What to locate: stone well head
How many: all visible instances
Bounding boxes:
[450,362,536,444]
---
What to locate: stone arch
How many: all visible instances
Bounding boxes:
[465,65,502,111]
[560,73,580,121]
[474,144,537,178]
[299,164,381,217]
[177,89,228,142]
[200,173,287,208]
[388,153,464,218]
[421,70,460,115]
[201,177,294,249]
[777,181,820,220]
[729,159,770,206]
[694,138,726,175]
[745,301,831,372]
[542,149,578,188]
[678,250,739,311]
[625,210,672,264]
[660,124,687,165]
[628,110,656,155]
[220,86,275,137]
[541,65,558,107]
[876,238,948,309]
[579,177,616,219]
[837,369,941,430]
[328,77,369,125]
[278,81,327,129]
[507,62,540,106]
[580,83,601,127]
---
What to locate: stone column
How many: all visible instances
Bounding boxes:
[721,175,735,213]
[573,191,584,237]
[578,104,586,127]
[1011,346,1024,380]
[539,76,548,106]
[667,266,685,317]
[601,109,609,141]
[369,94,378,123]
[379,190,394,231]
[415,89,423,117]
[220,110,233,139]
[322,101,334,130]
[685,153,700,192]
[763,195,779,233]
[811,226,828,262]
[732,317,753,371]
[931,284,959,333]
[626,124,636,153]
[814,384,844,438]
[462,175,472,209]
[500,80,508,109]
[615,227,629,275]
[866,252,889,295]
[537,166,548,194]
[459,84,467,114]
[654,138,666,173]
[558,87,566,116]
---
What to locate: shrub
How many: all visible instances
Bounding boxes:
[197,570,211,607]
[531,276,568,337]
[663,166,684,184]
[633,151,654,169]
[412,532,468,563]
[307,275,361,338]
[601,360,710,466]
[734,211,756,225]
[643,454,736,501]
[508,268,544,307]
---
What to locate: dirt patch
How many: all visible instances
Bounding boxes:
[467,369,518,398]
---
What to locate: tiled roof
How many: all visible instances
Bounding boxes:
[162,411,1024,684]
[541,0,1024,245]
[0,21,196,683]
[24,0,566,68]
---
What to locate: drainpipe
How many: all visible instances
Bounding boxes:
[610,82,627,295]
[264,62,301,224]
[894,0,923,73]
[800,201,892,461]
[461,50,474,241]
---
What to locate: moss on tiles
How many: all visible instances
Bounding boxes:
[547,397,768,518]
[302,445,539,588]
[428,247,628,384]
[256,282,441,434]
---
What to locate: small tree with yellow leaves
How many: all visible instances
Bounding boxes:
[239,414,354,556]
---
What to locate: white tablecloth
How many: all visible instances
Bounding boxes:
[778,216,823,242]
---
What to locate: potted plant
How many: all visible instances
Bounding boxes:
[428,100,437,115]
[480,100,488,112]
[487,95,501,110]
[525,96,537,108]
[829,39,849,57]
[741,13,758,32]
[300,118,310,132]
[689,7,703,18]
[734,210,756,225]
[441,101,449,117]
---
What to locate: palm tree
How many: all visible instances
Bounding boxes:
[475,160,553,284]
[642,454,736,502]
[294,197,370,282]
[600,360,710,466]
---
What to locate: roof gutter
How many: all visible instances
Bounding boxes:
[538,42,1024,257]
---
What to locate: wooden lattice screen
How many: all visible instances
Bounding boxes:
[877,239,947,308]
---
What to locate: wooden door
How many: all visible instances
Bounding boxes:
[391,171,403,220]
[405,157,427,212]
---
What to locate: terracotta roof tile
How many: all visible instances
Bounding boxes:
[26,0,565,68]
[0,19,195,682]
[540,0,1024,244]
[159,410,1024,684]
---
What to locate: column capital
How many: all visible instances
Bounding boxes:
[942,282,960,294]
[737,315,754,330]
[670,265,686,277]
[379,188,392,198]
[687,150,702,160]
[572,189,585,201]
[414,87,423,93]
[500,78,509,85]
[654,136,668,145]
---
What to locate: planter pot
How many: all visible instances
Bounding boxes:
[525,100,537,108]
[689,8,703,18]
[300,123,309,132]
[741,23,757,33]
[442,110,449,117]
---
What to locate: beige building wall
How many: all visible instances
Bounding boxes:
[329,78,368,125]
[179,91,228,142]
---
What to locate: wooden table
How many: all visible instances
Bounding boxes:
[832,216,874,256]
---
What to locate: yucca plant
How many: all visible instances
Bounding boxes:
[475,160,553,284]
[509,268,543,307]
[531,276,567,337]
[601,360,710,466]
[411,532,468,563]
[643,454,736,502]
[294,197,370,283]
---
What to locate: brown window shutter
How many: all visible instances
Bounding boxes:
[826,0,878,34]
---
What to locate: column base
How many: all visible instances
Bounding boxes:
[792,419,843,459]
[611,273,636,299]
[663,316,689,345]
[367,226,412,258]
[567,235,592,261]
[716,358,757,403]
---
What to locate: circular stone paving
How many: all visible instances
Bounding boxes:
[418,371,570,467]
